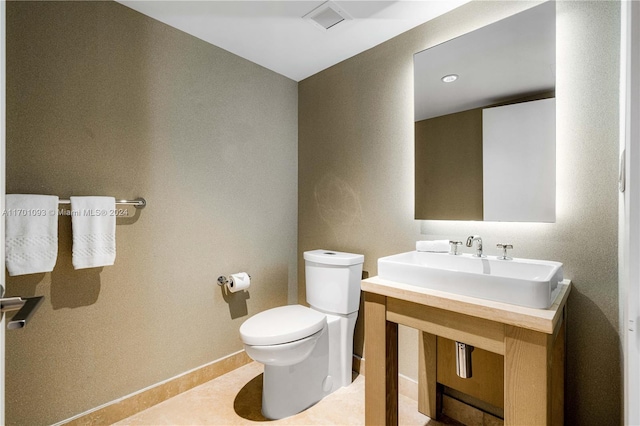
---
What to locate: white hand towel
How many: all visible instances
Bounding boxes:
[5,194,59,276]
[416,240,449,253]
[70,196,116,269]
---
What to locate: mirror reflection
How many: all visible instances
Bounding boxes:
[414,2,556,222]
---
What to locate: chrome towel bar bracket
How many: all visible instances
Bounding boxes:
[0,295,44,330]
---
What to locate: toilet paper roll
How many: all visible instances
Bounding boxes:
[228,272,250,293]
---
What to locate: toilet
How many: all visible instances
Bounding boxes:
[239,249,364,420]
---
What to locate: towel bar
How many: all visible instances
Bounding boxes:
[58,197,146,209]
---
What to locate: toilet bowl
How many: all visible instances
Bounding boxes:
[244,329,324,367]
[241,304,326,367]
[239,249,364,420]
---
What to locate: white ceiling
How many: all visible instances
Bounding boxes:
[117,0,472,82]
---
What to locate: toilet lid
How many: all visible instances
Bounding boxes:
[240,305,326,346]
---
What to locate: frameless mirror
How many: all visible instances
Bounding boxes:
[414,2,556,222]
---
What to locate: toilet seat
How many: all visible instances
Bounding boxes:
[240,304,326,346]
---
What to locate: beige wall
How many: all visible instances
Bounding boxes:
[5,1,297,424]
[299,1,621,424]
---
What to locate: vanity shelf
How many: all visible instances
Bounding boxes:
[361,276,570,426]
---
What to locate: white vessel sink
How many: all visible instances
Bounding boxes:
[377,251,564,309]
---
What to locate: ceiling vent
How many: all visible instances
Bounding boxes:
[303,1,352,32]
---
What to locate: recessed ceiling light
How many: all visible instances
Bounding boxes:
[441,74,459,83]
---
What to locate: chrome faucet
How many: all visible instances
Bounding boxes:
[466,235,484,258]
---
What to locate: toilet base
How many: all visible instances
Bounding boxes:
[262,324,330,419]
[324,310,358,392]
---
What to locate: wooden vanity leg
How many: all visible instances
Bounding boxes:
[418,332,438,418]
[364,292,398,426]
[504,325,552,425]
[550,307,566,425]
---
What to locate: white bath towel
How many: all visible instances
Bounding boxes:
[5,194,59,276]
[416,240,450,253]
[70,196,116,269]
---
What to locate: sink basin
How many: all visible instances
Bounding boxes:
[377,251,564,309]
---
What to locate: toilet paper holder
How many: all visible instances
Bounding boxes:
[217,274,251,287]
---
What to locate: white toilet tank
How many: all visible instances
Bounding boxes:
[304,250,365,315]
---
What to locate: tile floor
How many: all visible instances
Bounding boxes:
[115,362,453,425]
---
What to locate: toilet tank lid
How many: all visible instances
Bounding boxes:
[240,305,326,346]
[304,249,364,266]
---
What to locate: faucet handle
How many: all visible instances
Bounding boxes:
[497,244,513,260]
[449,241,463,256]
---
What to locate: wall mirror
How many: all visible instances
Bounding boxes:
[414,2,556,222]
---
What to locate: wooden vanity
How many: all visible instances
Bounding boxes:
[361,276,571,426]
